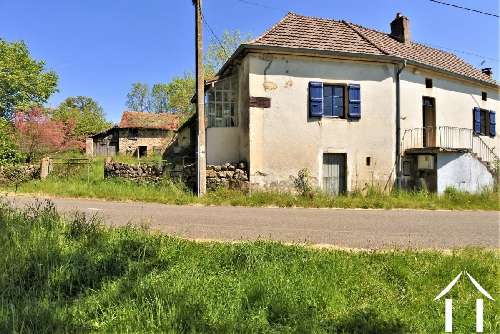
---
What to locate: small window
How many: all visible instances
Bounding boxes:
[138,146,147,157]
[482,92,487,101]
[425,78,433,88]
[323,84,345,118]
[366,157,371,166]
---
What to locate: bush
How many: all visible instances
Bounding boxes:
[0,118,24,165]
[292,168,314,197]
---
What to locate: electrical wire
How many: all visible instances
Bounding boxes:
[427,0,498,18]
[200,11,230,59]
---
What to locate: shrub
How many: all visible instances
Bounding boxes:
[0,118,24,165]
[292,168,314,197]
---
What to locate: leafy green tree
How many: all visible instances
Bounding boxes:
[126,83,150,112]
[52,96,110,138]
[0,39,58,119]
[0,118,23,165]
[205,30,252,77]
[165,74,195,115]
[150,83,170,113]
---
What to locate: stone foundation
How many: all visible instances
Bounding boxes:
[206,162,249,191]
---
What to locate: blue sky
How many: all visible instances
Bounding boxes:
[0,0,498,122]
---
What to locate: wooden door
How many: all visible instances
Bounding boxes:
[322,153,346,195]
[423,97,436,147]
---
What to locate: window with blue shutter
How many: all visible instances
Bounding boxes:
[323,85,344,117]
[473,107,481,134]
[489,111,496,137]
[309,82,323,117]
[348,84,361,118]
[332,86,344,117]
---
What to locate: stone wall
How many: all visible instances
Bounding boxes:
[104,160,249,192]
[104,162,164,183]
[206,162,249,191]
[0,164,40,185]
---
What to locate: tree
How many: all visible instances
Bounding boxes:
[205,30,252,77]
[15,107,78,161]
[126,83,150,112]
[0,39,58,119]
[165,74,195,115]
[150,84,170,113]
[0,118,23,165]
[52,96,110,138]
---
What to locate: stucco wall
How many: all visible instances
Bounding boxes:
[247,54,397,191]
[437,152,494,193]
[118,129,174,156]
[400,67,500,154]
[206,127,241,164]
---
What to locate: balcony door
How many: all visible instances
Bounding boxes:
[422,97,436,147]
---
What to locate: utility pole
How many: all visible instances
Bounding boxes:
[193,0,206,196]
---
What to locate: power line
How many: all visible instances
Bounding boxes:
[427,0,499,18]
[200,11,230,59]
[234,0,285,12]
[428,43,499,62]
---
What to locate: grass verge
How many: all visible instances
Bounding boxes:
[0,201,499,333]
[1,159,499,210]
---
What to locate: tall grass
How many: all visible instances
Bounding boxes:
[2,159,498,210]
[0,201,498,333]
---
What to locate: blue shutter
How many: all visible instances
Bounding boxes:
[473,107,481,134]
[348,84,361,118]
[309,82,323,117]
[489,111,496,137]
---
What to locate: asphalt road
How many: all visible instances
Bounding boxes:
[3,195,499,249]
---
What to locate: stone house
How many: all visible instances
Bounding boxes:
[86,111,179,157]
[200,12,498,194]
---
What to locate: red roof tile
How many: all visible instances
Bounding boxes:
[249,13,496,85]
[119,112,179,130]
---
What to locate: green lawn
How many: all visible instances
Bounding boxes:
[0,201,498,333]
[1,158,499,210]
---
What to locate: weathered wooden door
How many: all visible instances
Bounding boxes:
[423,97,436,147]
[322,153,346,195]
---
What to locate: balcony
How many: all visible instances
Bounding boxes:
[402,126,498,166]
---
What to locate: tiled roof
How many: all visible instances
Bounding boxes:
[119,111,179,130]
[249,13,496,85]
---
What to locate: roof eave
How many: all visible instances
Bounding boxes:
[219,44,499,88]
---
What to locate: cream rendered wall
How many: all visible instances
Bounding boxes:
[400,67,500,154]
[247,54,397,191]
[206,127,240,164]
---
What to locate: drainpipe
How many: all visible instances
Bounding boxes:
[395,60,407,189]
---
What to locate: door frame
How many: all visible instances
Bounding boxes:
[321,152,347,195]
[422,96,436,147]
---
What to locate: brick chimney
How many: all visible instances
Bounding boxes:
[390,13,411,43]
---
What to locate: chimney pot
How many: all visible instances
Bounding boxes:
[481,68,493,78]
[390,13,411,43]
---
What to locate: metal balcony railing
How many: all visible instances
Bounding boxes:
[401,126,499,166]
